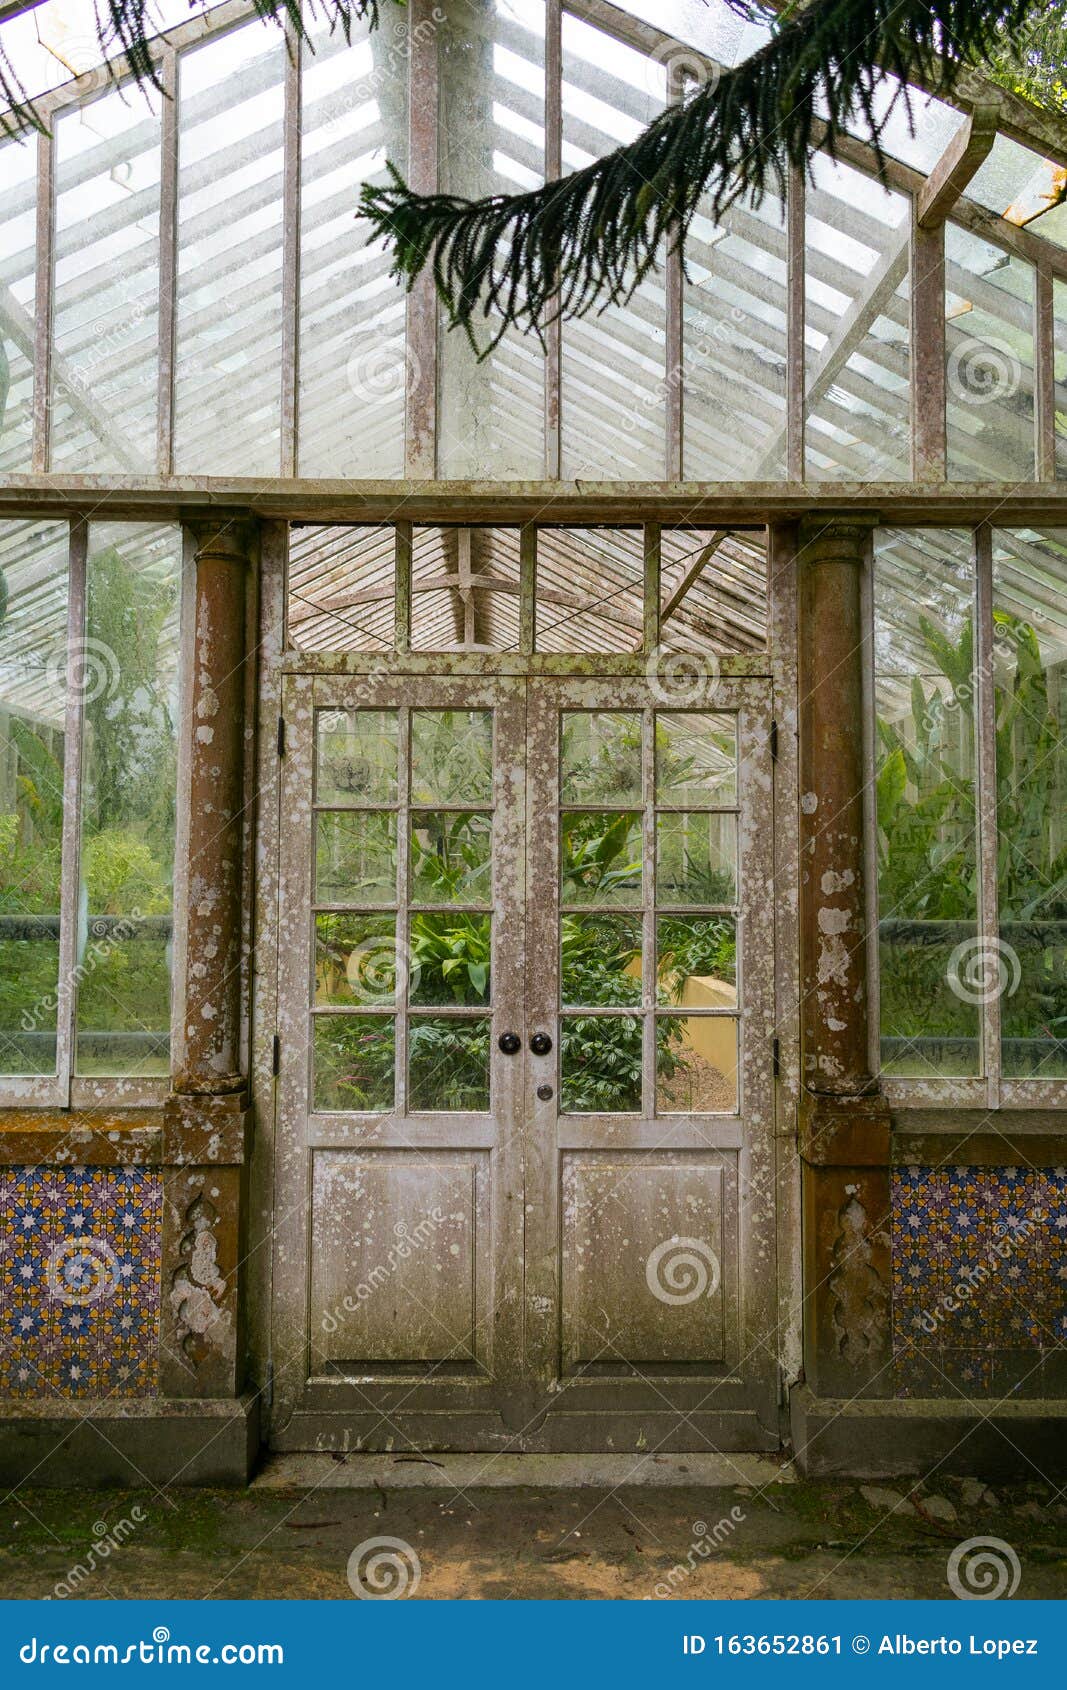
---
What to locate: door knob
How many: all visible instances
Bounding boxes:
[498,1031,521,1055]
[530,1032,552,1056]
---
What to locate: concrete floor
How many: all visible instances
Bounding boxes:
[1,1457,1066,1599]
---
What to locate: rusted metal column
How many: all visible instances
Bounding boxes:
[172,522,252,1096]
[797,516,876,1096]
[795,516,893,1411]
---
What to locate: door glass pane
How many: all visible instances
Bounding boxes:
[410,812,492,905]
[992,528,1067,1077]
[75,524,181,1078]
[409,914,492,1006]
[656,812,737,904]
[315,709,398,804]
[315,812,397,904]
[408,1016,490,1110]
[411,710,493,804]
[561,712,641,803]
[657,914,737,1007]
[656,712,737,804]
[561,914,642,1009]
[315,913,400,1006]
[561,812,642,906]
[0,521,68,1077]
[314,1015,395,1111]
[561,1015,642,1112]
[657,1015,738,1112]
[874,528,980,1076]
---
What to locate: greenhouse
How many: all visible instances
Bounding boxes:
[0,0,1065,1485]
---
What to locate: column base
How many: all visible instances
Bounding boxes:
[790,1383,1067,1480]
[0,1392,260,1488]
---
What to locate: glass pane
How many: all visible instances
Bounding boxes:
[804,155,912,480]
[75,525,181,1078]
[656,712,737,805]
[0,138,36,475]
[657,1015,738,1111]
[298,4,408,476]
[874,528,980,1076]
[51,85,161,474]
[659,529,768,654]
[410,812,492,905]
[410,710,493,804]
[945,225,1035,482]
[315,912,400,1006]
[536,528,645,653]
[411,528,522,653]
[561,812,642,906]
[174,25,285,475]
[313,1014,395,1111]
[684,182,788,480]
[410,914,491,1006]
[408,1016,490,1110]
[657,914,736,1007]
[438,0,545,478]
[560,1014,642,1112]
[992,528,1067,1078]
[315,812,397,904]
[656,812,737,904]
[561,914,642,1008]
[315,709,398,804]
[0,521,68,1077]
[289,528,396,653]
[561,711,641,803]
[560,13,666,478]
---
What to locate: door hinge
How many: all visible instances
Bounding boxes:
[272,1033,281,1076]
[772,1036,780,1078]
[263,1358,274,1412]
[277,714,286,757]
[769,719,778,761]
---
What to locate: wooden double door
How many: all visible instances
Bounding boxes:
[269,672,779,1451]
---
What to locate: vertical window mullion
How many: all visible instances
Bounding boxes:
[405,0,439,478]
[861,529,881,1080]
[157,46,179,475]
[786,164,805,482]
[396,706,411,1116]
[280,18,302,477]
[975,522,1002,1105]
[1036,265,1056,484]
[642,707,656,1118]
[55,519,88,1102]
[544,0,562,480]
[664,59,685,481]
[642,522,660,657]
[31,125,54,474]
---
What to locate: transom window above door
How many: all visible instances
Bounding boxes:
[285,524,768,657]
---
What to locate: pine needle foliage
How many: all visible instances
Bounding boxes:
[360,0,1038,349]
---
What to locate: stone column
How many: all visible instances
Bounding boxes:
[796,517,893,1406]
[163,521,255,1402]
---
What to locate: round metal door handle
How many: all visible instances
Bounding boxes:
[530,1032,553,1056]
[536,1084,554,1102]
[498,1031,521,1055]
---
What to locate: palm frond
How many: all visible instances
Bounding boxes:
[0,0,385,138]
[361,0,1036,350]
